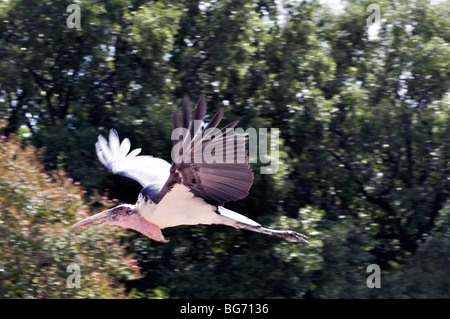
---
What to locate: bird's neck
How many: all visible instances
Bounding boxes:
[106,209,163,240]
[137,199,156,222]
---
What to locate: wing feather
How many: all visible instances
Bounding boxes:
[96,129,171,190]
[120,138,131,157]
[156,96,254,206]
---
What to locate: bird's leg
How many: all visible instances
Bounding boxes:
[234,223,310,244]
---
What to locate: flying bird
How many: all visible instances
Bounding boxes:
[72,96,309,244]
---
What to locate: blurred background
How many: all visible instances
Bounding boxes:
[0,0,448,298]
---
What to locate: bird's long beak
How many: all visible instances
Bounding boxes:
[72,205,168,243]
[72,206,129,228]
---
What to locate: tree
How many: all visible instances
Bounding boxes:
[0,132,139,298]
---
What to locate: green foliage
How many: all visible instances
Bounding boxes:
[376,202,450,298]
[0,135,139,298]
[0,0,449,298]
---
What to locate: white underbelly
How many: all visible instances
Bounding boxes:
[145,184,222,229]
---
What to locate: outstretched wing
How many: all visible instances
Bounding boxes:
[155,96,254,206]
[96,129,171,191]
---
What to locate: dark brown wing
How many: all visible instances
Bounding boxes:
[155,95,254,206]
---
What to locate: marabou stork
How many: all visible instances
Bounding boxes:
[72,96,309,244]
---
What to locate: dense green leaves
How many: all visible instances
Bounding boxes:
[0,134,139,298]
[0,0,448,298]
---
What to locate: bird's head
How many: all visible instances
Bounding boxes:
[72,204,168,242]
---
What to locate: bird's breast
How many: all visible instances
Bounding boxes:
[146,184,221,229]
